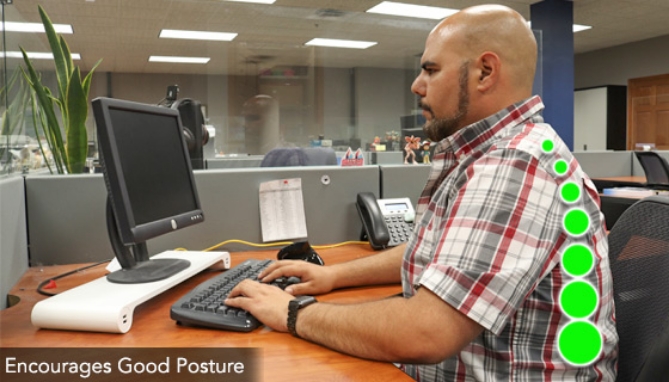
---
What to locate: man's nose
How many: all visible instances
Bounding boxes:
[411,76,425,97]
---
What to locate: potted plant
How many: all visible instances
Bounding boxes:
[21,5,100,174]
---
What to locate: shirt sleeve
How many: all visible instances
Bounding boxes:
[416,149,562,335]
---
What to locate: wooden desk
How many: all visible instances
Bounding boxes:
[0,245,411,382]
[593,176,646,184]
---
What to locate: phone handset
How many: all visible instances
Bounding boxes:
[356,192,415,250]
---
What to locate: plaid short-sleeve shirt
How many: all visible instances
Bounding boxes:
[400,96,618,381]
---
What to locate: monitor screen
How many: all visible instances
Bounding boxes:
[108,107,198,227]
[92,97,204,283]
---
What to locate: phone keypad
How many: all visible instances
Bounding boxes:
[384,215,414,246]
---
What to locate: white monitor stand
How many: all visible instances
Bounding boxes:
[31,251,230,333]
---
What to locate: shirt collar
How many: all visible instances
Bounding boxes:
[434,96,545,160]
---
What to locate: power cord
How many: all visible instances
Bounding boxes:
[36,260,110,297]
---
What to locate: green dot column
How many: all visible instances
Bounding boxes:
[542,139,603,366]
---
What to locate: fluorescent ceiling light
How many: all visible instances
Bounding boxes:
[221,0,276,4]
[305,38,377,49]
[0,21,73,34]
[0,51,81,60]
[159,29,237,41]
[572,24,592,33]
[528,21,592,33]
[366,1,458,20]
[149,56,210,64]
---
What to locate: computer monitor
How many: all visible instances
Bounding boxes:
[92,97,205,284]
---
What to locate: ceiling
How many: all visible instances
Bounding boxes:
[3,0,669,76]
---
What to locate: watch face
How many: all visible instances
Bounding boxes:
[292,296,317,308]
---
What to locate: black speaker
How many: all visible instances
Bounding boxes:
[172,98,208,170]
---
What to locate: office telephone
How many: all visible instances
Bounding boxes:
[356,192,416,250]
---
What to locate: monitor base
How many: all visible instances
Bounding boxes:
[106,258,191,284]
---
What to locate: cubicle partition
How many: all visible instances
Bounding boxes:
[25,166,379,266]
[379,164,431,207]
[572,151,634,178]
[0,177,29,310]
[205,156,264,169]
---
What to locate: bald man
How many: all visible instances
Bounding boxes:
[226,5,618,381]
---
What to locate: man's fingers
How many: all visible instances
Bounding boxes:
[227,279,256,298]
[260,264,302,283]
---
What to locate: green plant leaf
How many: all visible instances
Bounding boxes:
[19,5,101,175]
[0,69,30,137]
[28,90,56,174]
[65,68,89,174]
[38,5,68,101]
[82,59,103,97]
[20,49,68,173]
[59,35,74,77]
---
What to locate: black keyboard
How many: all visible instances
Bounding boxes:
[170,258,298,332]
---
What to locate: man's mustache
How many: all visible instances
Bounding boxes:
[418,100,434,118]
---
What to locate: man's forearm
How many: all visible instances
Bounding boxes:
[294,287,483,363]
[330,244,405,290]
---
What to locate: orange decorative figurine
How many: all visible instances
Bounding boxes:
[404,135,421,164]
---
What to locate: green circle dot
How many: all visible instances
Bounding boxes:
[554,159,568,176]
[562,244,594,277]
[542,139,555,153]
[564,208,590,236]
[560,182,581,204]
[560,280,598,319]
[558,321,602,366]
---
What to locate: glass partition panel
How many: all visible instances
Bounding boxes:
[2,0,55,176]
[3,0,435,170]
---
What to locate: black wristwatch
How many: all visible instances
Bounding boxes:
[287,296,318,338]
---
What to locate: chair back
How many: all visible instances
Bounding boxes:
[260,147,336,167]
[634,151,669,186]
[608,196,669,382]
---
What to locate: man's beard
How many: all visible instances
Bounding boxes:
[421,63,470,142]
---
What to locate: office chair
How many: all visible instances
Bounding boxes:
[260,147,336,167]
[634,151,669,188]
[607,196,669,382]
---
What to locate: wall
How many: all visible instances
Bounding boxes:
[574,87,608,151]
[322,67,353,142]
[355,67,415,147]
[575,34,669,88]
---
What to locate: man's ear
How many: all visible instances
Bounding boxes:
[476,52,500,92]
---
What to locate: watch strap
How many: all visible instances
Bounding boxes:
[287,296,317,337]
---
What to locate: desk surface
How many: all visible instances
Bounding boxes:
[594,176,646,183]
[0,245,410,382]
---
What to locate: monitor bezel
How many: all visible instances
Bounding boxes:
[93,97,204,246]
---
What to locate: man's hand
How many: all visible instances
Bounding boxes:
[259,260,336,296]
[225,279,294,332]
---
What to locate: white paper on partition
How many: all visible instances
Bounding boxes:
[259,178,308,242]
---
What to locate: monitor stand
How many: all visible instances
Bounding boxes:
[104,197,191,284]
[31,250,230,333]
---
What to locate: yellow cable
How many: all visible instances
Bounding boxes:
[174,239,371,252]
[202,239,294,252]
[312,241,370,249]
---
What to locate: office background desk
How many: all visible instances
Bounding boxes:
[0,246,411,382]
